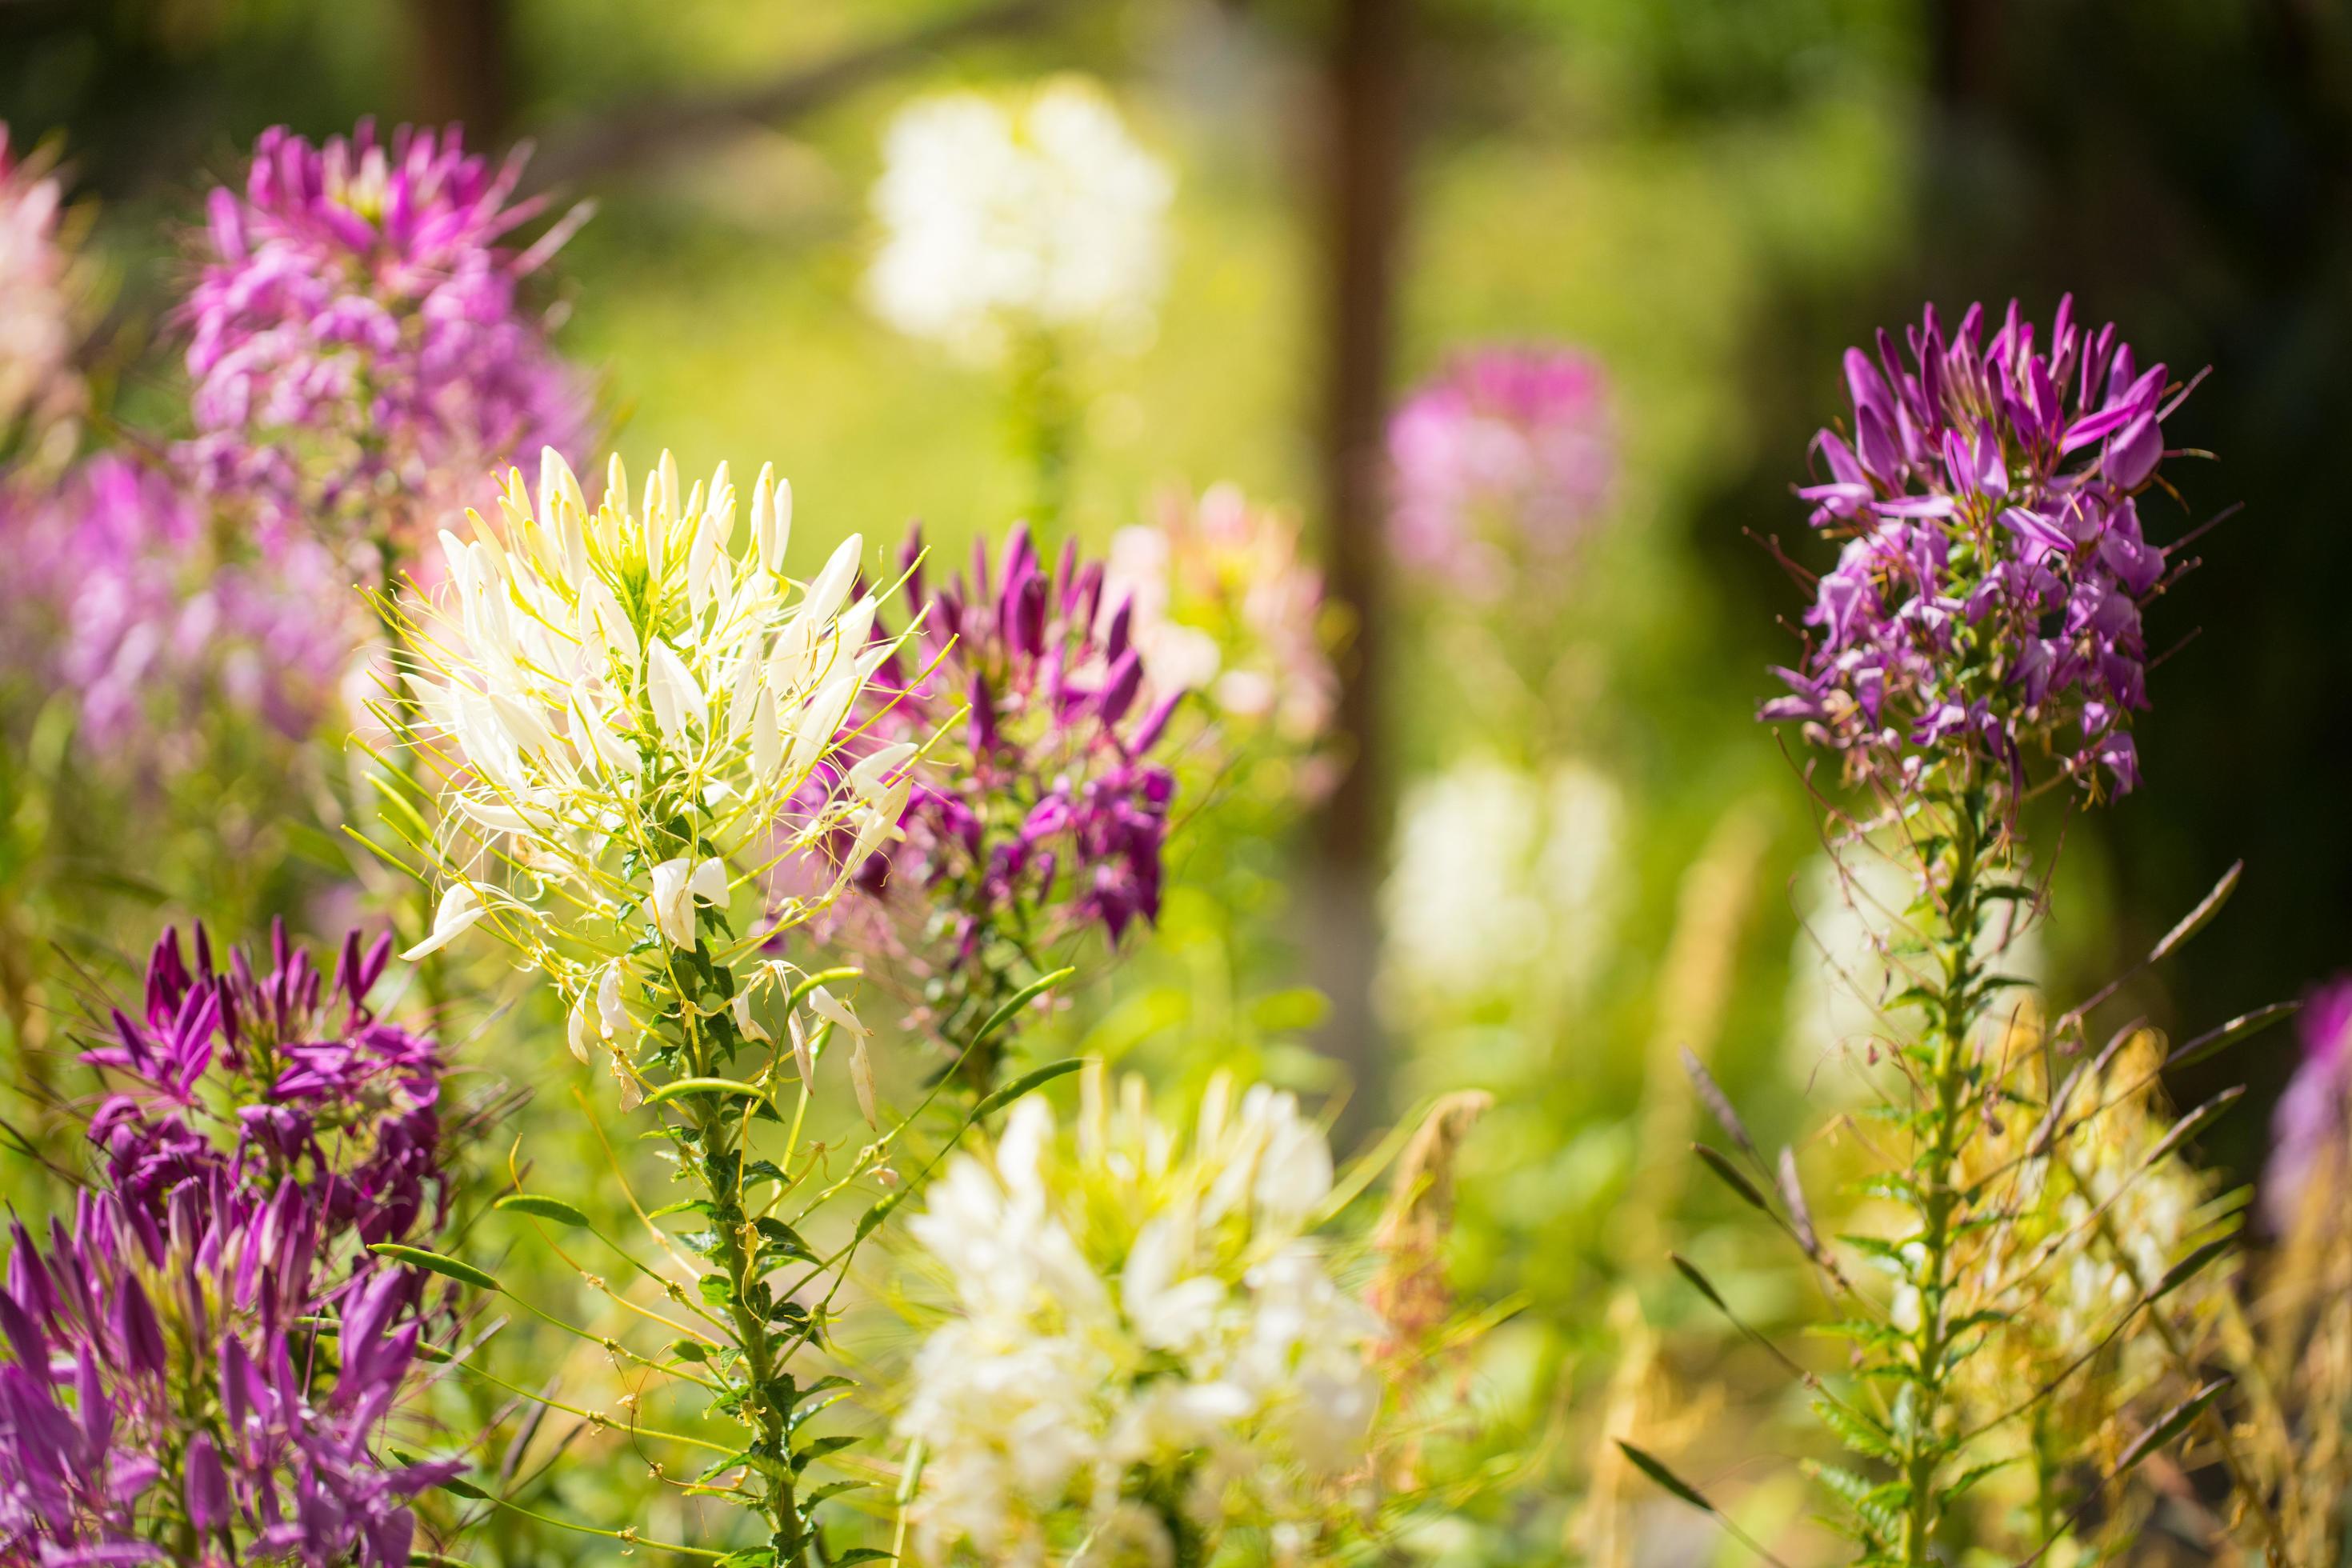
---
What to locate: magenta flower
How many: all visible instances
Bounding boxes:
[177,120,591,561]
[2263,978,2352,1234]
[1387,346,1616,598]
[1760,297,2196,799]
[816,523,1180,1060]
[0,922,453,1563]
[2,454,354,763]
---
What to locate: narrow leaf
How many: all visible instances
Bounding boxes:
[972,967,1077,1052]
[642,1077,774,1112]
[2115,1378,2230,1474]
[972,1056,1083,1122]
[369,1244,502,1294]
[495,1194,590,1227]
[2166,1001,2298,1071]
[1617,1441,1714,1513]
[1682,1047,1762,1166]
[1692,1142,1774,1214]
[2149,862,2242,964]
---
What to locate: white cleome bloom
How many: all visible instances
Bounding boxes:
[866,77,1174,362]
[1379,754,1625,1017]
[897,1068,1380,1566]
[382,447,908,1098]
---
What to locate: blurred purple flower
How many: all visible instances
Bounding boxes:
[0,921,452,1562]
[2,454,354,763]
[1387,346,1616,599]
[2263,978,2352,1234]
[1,123,86,466]
[177,119,591,561]
[1760,297,2197,799]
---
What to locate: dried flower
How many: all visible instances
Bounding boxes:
[1760,297,2194,799]
[866,78,1173,362]
[1386,346,1615,600]
[178,120,590,560]
[898,1066,1381,1566]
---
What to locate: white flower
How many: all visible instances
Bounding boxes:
[1380,754,1625,1014]
[402,882,487,960]
[897,1068,1378,1562]
[866,78,1173,361]
[646,855,728,948]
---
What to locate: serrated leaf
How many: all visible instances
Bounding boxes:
[494,1194,590,1227]
[368,1244,501,1294]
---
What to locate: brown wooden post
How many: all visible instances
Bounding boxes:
[1309,0,1411,1132]
[407,0,514,142]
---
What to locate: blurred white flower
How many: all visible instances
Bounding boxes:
[898,1068,1380,1566]
[866,78,1174,362]
[1380,754,1625,1014]
[0,128,83,454]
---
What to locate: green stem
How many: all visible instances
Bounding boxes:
[1902,784,1989,1566]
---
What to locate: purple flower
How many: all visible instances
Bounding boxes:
[1387,346,1616,599]
[2263,978,2352,1234]
[806,523,1181,1057]
[2,454,357,765]
[1761,297,2197,799]
[176,120,591,562]
[0,921,453,1562]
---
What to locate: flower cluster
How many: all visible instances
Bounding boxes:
[390,449,900,1108]
[1106,483,1338,758]
[849,522,1179,1049]
[0,922,453,1564]
[4,454,354,761]
[1381,755,1622,1016]
[1386,346,1616,600]
[2264,976,2352,1234]
[866,78,1173,362]
[179,120,590,559]
[1761,297,2188,798]
[898,1067,1382,1566]
[0,124,84,467]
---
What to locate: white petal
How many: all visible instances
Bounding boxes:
[810,984,870,1038]
[402,884,484,960]
[596,962,626,1038]
[847,741,916,802]
[732,990,770,1045]
[646,641,708,743]
[801,533,863,626]
[789,1010,815,1094]
[566,992,592,1063]
[688,857,730,908]
[750,691,781,782]
[850,1036,877,1129]
[647,858,697,947]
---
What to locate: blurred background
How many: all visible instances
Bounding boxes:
[5,0,2350,1558]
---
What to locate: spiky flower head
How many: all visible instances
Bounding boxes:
[178,120,590,558]
[866,78,1173,362]
[387,448,906,1107]
[1386,346,1616,600]
[897,1066,1381,1566]
[837,522,1178,1069]
[0,122,86,468]
[0,921,454,1565]
[1762,297,2197,801]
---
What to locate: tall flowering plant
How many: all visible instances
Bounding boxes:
[0,124,84,472]
[838,522,1181,1089]
[1624,298,2293,1566]
[179,120,591,567]
[894,1065,1384,1567]
[0,922,458,1565]
[372,449,1080,1562]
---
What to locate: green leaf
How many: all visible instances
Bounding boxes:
[972,1056,1084,1121]
[669,1338,710,1364]
[2149,861,2242,964]
[971,968,1078,1052]
[833,1553,895,1566]
[1616,1441,1714,1513]
[368,1244,501,1294]
[1691,1142,1774,1214]
[2166,1002,2299,1071]
[433,1474,490,1501]
[1811,1394,1897,1462]
[2115,1378,2230,1474]
[2153,1238,2235,1302]
[643,1077,774,1112]
[792,1433,859,1471]
[699,1274,738,1308]
[494,1193,590,1227]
